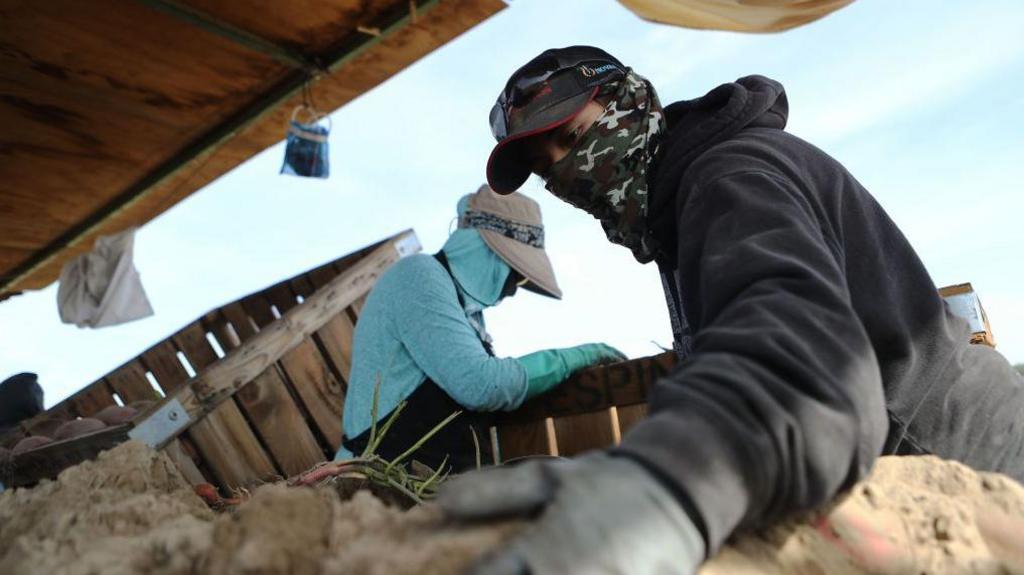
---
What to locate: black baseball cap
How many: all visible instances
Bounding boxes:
[487,46,626,194]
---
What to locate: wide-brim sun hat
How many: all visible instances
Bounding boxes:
[487,46,626,194]
[463,185,562,299]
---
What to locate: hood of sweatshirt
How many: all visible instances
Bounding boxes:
[648,75,789,247]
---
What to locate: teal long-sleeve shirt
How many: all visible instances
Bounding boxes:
[336,253,528,459]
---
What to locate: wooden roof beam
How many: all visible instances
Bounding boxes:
[0,0,442,295]
[136,0,319,72]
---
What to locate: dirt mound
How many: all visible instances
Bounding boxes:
[0,442,516,575]
[1,442,1021,574]
[701,456,1024,575]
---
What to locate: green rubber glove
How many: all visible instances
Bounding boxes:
[517,343,627,400]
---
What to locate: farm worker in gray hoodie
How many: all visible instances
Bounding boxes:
[437,46,1024,575]
[335,185,624,471]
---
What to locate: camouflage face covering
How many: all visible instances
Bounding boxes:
[544,71,666,263]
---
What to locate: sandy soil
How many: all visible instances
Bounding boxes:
[1,441,1022,574]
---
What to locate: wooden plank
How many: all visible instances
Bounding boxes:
[140,341,191,394]
[263,282,300,314]
[349,294,369,318]
[169,320,278,488]
[277,338,345,450]
[307,263,339,289]
[132,233,411,450]
[552,410,618,457]
[189,236,408,405]
[501,353,677,424]
[497,419,556,461]
[172,322,219,369]
[187,404,278,487]
[313,312,357,382]
[235,367,325,475]
[162,439,209,486]
[289,275,316,299]
[241,293,277,328]
[615,404,649,438]
[67,380,118,417]
[105,359,161,402]
[4,0,503,294]
[219,301,259,343]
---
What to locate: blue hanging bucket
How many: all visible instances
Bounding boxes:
[281,106,330,178]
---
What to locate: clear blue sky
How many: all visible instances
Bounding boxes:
[2,0,1022,407]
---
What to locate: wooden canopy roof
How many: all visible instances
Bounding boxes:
[0,0,503,298]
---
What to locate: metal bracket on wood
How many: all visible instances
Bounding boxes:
[128,397,192,448]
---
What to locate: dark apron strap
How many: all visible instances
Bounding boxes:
[657,261,692,361]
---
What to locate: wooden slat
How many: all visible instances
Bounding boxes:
[67,381,117,417]
[140,341,190,394]
[289,275,316,299]
[349,294,369,318]
[313,312,357,382]
[552,410,618,457]
[172,322,219,369]
[615,404,649,438]
[501,353,677,424]
[219,301,258,343]
[235,367,325,475]
[307,262,340,289]
[169,320,278,488]
[277,338,345,450]
[497,419,556,461]
[105,359,161,403]
[263,282,300,314]
[132,233,412,451]
[241,293,277,328]
[162,439,209,486]
[187,405,278,487]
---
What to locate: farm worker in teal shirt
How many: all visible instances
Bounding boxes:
[336,185,625,470]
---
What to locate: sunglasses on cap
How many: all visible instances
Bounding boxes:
[489,52,626,142]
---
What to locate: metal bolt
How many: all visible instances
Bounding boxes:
[168,410,179,421]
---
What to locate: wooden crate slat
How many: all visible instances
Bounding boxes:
[130,233,412,454]
[263,282,300,314]
[289,275,316,299]
[169,320,280,488]
[501,353,676,424]
[140,341,190,394]
[277,338,345,451]
[307,263,339,289]
[163,439,209,486]
[235,366,326,475]
[349,294,369,318]
[220,301,259,343]
[615,404,649,438]
[497,419,556,461]
[313,312,357,382]
[552,410,618,457]
[105,359,160,403]
[187,403,279,487]
[172,322,219,370]
[241,293,277,328]
[67,380,118,417]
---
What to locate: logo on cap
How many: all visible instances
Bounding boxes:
[579,63,618,78]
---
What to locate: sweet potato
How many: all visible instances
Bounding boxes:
[94,405,138,426]
[53,418,106,441]
[12,435,53,454]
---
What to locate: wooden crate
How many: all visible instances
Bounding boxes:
[2,227,677,489]
[2,230,420,489]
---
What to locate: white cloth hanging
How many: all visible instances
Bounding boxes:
[57,228,153,328]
